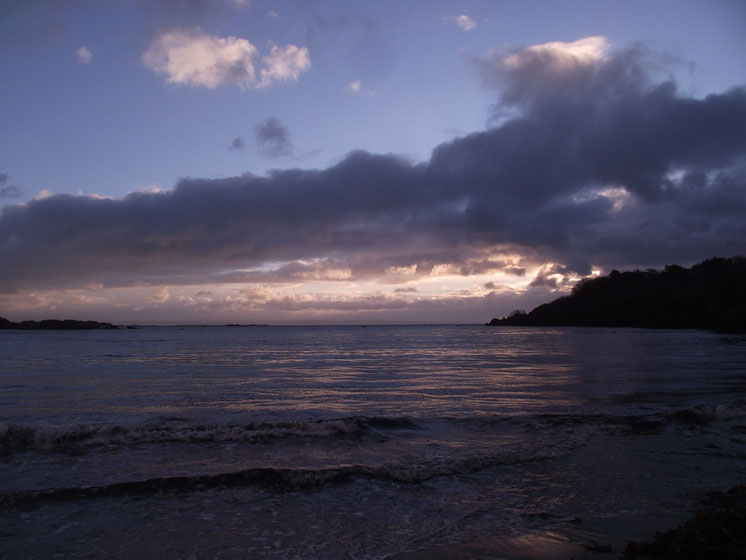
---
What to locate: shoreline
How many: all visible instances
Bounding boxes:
[389,513,688,560]
[391,486,746,559]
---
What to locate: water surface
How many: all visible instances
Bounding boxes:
[1,325,745,558]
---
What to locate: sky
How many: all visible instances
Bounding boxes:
[1,0,745,325]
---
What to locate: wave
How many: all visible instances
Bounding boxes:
[3,402,745,456]
[0,432,584,507]
[5,404,744,506]
[670,403,746,425]
[531,403,746,429]
[0,415,420,455]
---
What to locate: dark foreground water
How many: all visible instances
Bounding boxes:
[1,325,745,559]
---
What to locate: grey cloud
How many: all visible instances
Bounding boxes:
[255,118,293,159]
[0,173,22,199]
[528,264,574,289]
[229,137,245,151]
[0,186,22,199]
[2,41,746,292]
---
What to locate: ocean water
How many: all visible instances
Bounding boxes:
[1,325,745,559]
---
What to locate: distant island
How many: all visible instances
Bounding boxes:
[0,317,118,330]
[488,256,746,333]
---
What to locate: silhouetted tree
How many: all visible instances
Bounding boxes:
[487,256,746,332]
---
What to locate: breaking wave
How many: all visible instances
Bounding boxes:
[0,415,419,455]
[0,432,584,507]
[3,402,745,457]
[670,403,746,425]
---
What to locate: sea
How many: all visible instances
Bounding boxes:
[1,325,745,559]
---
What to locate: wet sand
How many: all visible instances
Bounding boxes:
[390,512,693,559]
[392,487,746,559]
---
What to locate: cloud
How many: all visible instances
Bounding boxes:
[0,280,553,325]
[258,44,311,87]
[528,264,572,290]
[76,45,92,64]
[142,29,257,88]
[444,14,477,32]
[0,186,21,199]
[473,36,612,112]
[148,285,170,304]
[255,117,293,158]
[0,173,22,199]
[346,80,376,96]
[504,36,609,69]
[32,189,54,201]
[229,136,245,151]
[142,29,309,89]
[2,37,746,301]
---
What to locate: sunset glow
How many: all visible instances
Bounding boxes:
[1,1,745,324]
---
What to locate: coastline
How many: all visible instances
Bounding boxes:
[391,486,746,559]
[487,257,746,334]
[0,316,118,330]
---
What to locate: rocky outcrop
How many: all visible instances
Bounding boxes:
[625,485,746,559]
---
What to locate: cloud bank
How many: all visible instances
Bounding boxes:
[2,37,746,320]
[142,29,310,89]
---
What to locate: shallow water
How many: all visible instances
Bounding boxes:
[1,325,745,558]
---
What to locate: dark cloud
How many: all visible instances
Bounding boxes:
[255,118,293,159]
[229,137,246,151]
[2,39,746,293]
[528,264,574,289]
[0,186,22,199]
[0,174,22,199]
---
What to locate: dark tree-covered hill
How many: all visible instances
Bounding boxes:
[488,257,746,332]
[0,317,118,330]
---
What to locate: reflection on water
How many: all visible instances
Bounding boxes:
[2,326,745,424]
[2,326,746,559]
